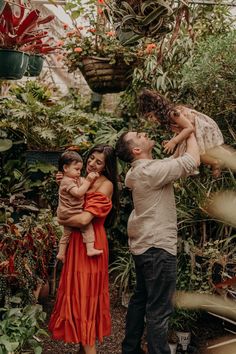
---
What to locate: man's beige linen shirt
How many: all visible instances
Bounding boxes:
[125,154,197,256]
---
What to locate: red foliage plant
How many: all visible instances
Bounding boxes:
[0,0,55,53]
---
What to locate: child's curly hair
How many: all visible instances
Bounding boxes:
[138,88,179,128]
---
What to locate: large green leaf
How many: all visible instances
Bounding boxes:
[0,139,12,152]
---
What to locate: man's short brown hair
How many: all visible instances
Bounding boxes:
[115,132,135,163]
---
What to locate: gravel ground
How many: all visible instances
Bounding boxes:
[40,280,229,354]
[41,281,127,354]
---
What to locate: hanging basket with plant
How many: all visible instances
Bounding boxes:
[61,0,144,94]
[79,55,133,94]
[25,53,44,77]
[0,1,55,79]
[105,0,193,47]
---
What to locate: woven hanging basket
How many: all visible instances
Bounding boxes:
[79,56,133,94]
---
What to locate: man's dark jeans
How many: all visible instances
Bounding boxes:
[122,247,177,354]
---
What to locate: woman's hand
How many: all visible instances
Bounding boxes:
[56,171,63,184]
[163,139,177,154]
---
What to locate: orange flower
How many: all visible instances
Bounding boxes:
[88,28,96,33]
[106,31,115,36]
[145,43,157,54]
[98,8,103,15]
[98,0,104,3]
[74,47,83,53]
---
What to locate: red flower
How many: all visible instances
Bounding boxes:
[98,0,104,3]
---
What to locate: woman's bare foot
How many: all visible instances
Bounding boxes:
[56,253,65,263]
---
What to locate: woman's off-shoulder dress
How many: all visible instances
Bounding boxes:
[49,192,112,346]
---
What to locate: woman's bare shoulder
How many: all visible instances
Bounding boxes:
[97,178,113,198]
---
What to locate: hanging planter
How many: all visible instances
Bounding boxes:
[0,49,29,80]
[25,54,44,77]
[79,56,133,94]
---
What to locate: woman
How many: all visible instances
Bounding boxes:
[49,144,119,354]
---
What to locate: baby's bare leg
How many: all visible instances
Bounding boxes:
[81,223,103,257]
[200,153,221,177]
[56,226,72,262]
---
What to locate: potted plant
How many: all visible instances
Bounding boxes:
[24,38,59,77]
[61,0,144,93]
[0,0,54,79]
[169,307,198,353]
[106,0,191,46]
[0,206,60,306]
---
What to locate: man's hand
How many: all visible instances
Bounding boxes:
[86,172,99,183]
[163,139,177,154]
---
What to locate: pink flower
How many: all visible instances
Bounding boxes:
[56,40,64,46]
[74,47,83,53]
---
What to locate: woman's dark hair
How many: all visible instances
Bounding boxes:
[138,88,179,128]
[58,150,83,172]
[85,144,119,228]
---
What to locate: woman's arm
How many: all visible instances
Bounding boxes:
[58,211,94,228]
[58,179,113,227]
[163,112,194,154]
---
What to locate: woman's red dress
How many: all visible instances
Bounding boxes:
[48,192,112,346]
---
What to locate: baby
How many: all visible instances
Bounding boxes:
[56,150,102,262]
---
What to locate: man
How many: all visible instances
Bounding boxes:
[115,131,200,354]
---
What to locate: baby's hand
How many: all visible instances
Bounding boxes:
[55,171,63,184]
[163,139,177,154]
[86,172,99,183]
